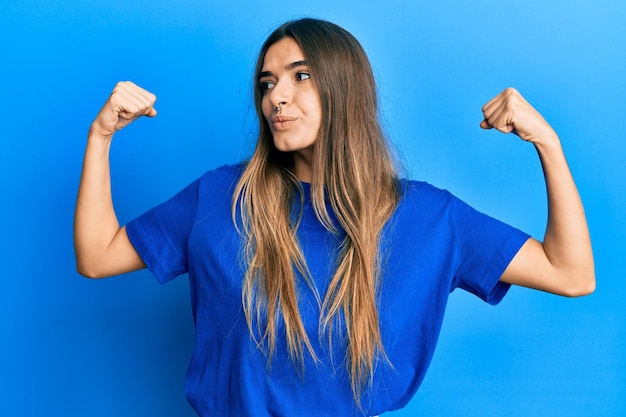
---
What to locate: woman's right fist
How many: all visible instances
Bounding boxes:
[90,81,157,139]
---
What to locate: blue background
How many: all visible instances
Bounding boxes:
[1,0,624,415]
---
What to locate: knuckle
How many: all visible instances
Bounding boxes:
[112,82,127,96]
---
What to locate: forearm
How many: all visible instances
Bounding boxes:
[73,82,156,277]
[535,136,595,293]
[74,131,122,276]
[482,88,595,295]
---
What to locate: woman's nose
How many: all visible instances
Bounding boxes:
[269,79,291,109]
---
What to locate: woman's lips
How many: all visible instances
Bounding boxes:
[271,115,297,131]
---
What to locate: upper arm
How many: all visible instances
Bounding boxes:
[500,237,595,297]
[77,226,146,278]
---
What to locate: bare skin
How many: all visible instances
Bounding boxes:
[74,81,154,278]
[74,82,594,296]
[259,37,322,183]
[481,88,595,296]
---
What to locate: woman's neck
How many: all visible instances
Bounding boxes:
[293,147,314,183]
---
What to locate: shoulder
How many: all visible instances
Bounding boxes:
[199,162,246,182]
[195,162,246,193]
[394,179,490,232]
[401,179,449,197]
[398,179,458,211]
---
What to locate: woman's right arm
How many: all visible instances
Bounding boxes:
[74,81,157,278]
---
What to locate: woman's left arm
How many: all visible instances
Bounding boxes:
[480,88,595,297]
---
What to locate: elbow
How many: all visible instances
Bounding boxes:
[561,269,596,297]
[569,279,596,297]
[76,264,103,279]
[75,257,109,279]
[74,242,115,279]
[563,283,595,298]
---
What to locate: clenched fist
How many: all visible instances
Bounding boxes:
[480,88,558,146]
[90,81,157,139]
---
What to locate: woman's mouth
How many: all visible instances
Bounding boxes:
[271,115,297,131]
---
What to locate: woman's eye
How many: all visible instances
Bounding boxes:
[260,81,274,92]
[296,72,310,81]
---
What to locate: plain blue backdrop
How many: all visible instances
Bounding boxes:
[1,0,624,415]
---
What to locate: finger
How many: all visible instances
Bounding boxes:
[117,85,153,109]
[481,94,501,115]
[126,86,157,113]
[481,88,510,115]
[481,99,501,121]
[481,90,511,119]
[113,84,157,118]
[115,81,156,108]
[481,87,521,117]
[482,100,516,134]
[481,118,515,134]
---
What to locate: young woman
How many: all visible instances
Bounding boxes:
[74,18,594,417]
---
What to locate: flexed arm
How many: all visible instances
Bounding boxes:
[481,88,595,296]
[74,82,157,278]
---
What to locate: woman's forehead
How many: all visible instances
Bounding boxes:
[261,37,305,72]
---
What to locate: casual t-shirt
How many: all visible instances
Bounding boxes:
[126,163,530,417]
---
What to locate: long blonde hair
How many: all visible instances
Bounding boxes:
[232,18,400,401]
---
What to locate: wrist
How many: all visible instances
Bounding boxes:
[88,125,114,143]
[532,132,562,154]
[533,135,569,171]
[85,127,115,159]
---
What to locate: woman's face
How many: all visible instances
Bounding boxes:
[259,37,322,172]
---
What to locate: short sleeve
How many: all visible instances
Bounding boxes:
[126,179,200,284]
[450,195,530,304]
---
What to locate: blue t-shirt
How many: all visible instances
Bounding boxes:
[126,163,529,417]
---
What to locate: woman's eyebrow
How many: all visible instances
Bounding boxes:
[286,60,307,70]
[259,60,308,78]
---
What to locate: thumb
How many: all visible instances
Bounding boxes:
[146,107,158,117]
[479,119,491,130]
[495,123,515,134]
